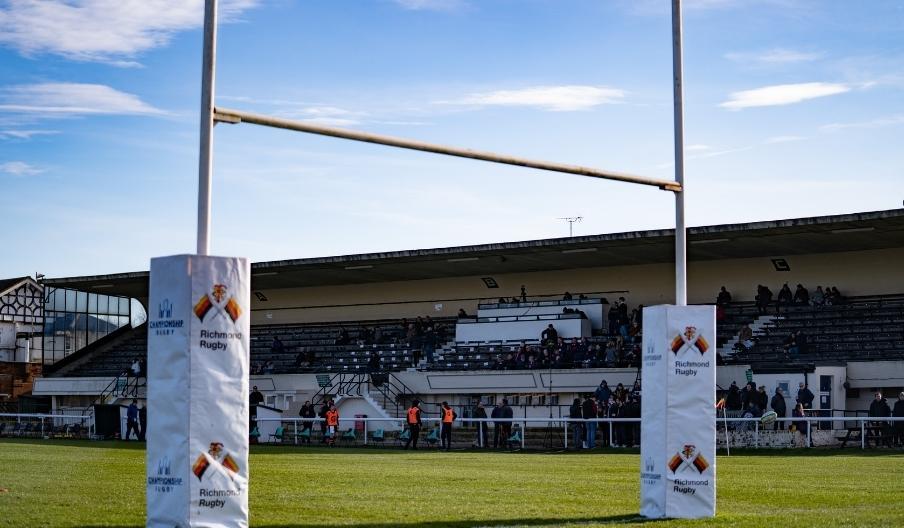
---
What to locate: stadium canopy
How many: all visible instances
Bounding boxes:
[43,208,904,299]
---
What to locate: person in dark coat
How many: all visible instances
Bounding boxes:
[797,382,814,409]
[472,402,489,448]
[582,396,598,449]
[726,382,742,411]
[569,398,584,450]
[893,392,904,447]
[792,402,808,440]
[491,401,503,449]
[299,401,316,443]
[868,392,892,447]
[770,387,787,431]
[138,403,147,441]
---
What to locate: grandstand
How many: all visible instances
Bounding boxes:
[0,208,900,446]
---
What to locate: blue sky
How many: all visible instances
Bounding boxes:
[1,0,902,279]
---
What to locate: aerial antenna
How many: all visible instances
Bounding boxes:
[558,216,583,237]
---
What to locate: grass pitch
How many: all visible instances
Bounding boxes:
[0,440,902,527]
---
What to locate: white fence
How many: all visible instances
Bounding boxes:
[2,413,901,450]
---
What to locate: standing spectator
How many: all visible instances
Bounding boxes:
[138,403,147,441]
[439,402,456,451]
[271,336,285,355]
[250,386,264,411]
[298,401,315,443]
[125,399,139,441]
[797,382,815,410]
[624,395,641,447]
[569,397,584,450]
[457,308,469,319]
[582,396,599,449]
[318,398,332,443]
[830,286,844,305]
[755,285,773,315]
[868,392,892,447]
[823,286,835,306]
[609,398,623,447]
[756,386,769,413]
[499,399,514,448]
[617,298,629,337]
[792,402,808,440]
[595,380,612,404]
[404,399,422,450]
[540,324,558,348]
[472,402,489,448]
[130,359,141,378]
[607,300,620,335]
[716,286,732,306]
[770,387,787,431]
[893,392,904,447]
[520,285,527,302]
[562,291,573,301]
[793,284,810,305]
[491,401,503,449]
[726,382,742,411]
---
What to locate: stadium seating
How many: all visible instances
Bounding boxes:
[723,294,904,365]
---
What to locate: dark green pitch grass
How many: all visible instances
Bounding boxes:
[0,439,902,527]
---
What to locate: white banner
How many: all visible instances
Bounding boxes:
[147,255,251,528]
[640,305,716,519]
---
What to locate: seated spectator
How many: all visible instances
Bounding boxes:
[578,293,588,301]
[263,360,275,374]
[783,331,798,357]
[510,297,520,305]
[716,286,732,306]
[830,286,844,304]
[251,361,262,375]
[823,285,835,306]
[497,297,507,304]
[777,283,793,310]
[335,328,350,346]
[367,352,381,372]
[562,291,573,301]
[810,286,825,307]
[271,336,285,354]
[130,359,141,377]
[457,308,469,319]
[793,284,809,305]
[604,341,618,367]
[293,351,309,369]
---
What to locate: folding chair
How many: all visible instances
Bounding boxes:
[268,426,285,443]
[371,429,385,444]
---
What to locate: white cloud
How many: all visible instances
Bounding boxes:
[0,83,164,117]
[820,114,904,132]
[0,161,43,176]
[0,0,259,65]
[720,82,849,110]
[765,135,807,143]
[444,85,626,112]
[686,144,712,152]
[724,48,822,65]
[393,0,466,11]
[0,129,60,140]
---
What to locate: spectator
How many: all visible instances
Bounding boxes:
[777,283,793,310]
[797,382,814,409]
[125,399,139,441]
[755,285,773,315]
[138,403,147,441]
[263,360,275,374]
[595,380,612,404]
[562,291,573,301]
[457,308,469,319]
[472,402,489,448]
[617,297,629,336]
[609,398,624,447]
[298,401,315,443]
[783,331,798,357]
[367,352,381,373]
[792,402,808,439]
[793,284,809,305]
[823,285,835,306]
[569,397,584,450]
[830,286,844,305]
[271,336,285,354]
[624,394,641,447]
[893,392,904,447]
[249,386,264,410]
[520,285,527,302]
[335,328,349,346]
[137,359,146,378]
[770,387,787,431]
[251,361,263,375]
[582,396,599,449]
[607,300,620,335]
[439,401,456,451]
[716,286,732,306]
[499,399,513,448]
[868,392,892,448]
[130,359,141,378]
[810,286,825,307]
[318,398,332,443]
[726,381,742,411]
[756,385,769,412]
[491,401,503,448]
[404,399,422,450]
[541,324,558,347]
[578,293,588,301]
[737,324,754,352]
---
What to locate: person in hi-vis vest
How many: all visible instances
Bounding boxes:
[325,404,339,446]
[440,401,457,451]
[404,399,422,450]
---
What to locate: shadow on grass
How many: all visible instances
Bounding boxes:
[0,438,146,450]
[80,514,662,528]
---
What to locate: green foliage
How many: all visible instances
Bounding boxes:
[0,440,902,527]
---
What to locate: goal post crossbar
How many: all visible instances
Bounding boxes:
[213,106,682,193]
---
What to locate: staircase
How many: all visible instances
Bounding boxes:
[311,371,417,419]
[720,315,781,358]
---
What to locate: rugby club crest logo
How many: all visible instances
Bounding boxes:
[667,444,710,474]
[194,284,242,324]
[670,326,709,356]
[192,442,240,481]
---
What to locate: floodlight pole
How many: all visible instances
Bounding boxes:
[672,0,687,306]
[197,0,219,256]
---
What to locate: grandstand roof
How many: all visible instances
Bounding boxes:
[44,208,904,298]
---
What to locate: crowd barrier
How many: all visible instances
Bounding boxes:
[2,413,901,450]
